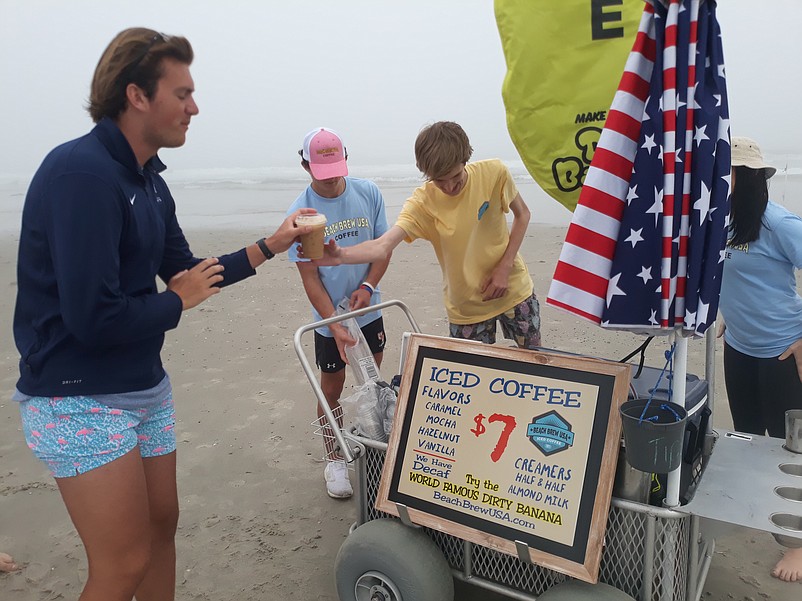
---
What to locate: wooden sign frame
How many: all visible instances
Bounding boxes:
[375,334,631,583]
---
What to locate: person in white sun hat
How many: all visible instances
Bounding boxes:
[287,127,391,499]
[718,136,802,582]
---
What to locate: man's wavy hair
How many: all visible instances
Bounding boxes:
[87,28,193,123]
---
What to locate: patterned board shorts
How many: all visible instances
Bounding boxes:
[449,294,542,349]
[19,393,176,478]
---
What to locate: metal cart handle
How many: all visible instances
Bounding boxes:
[293,299,422,462]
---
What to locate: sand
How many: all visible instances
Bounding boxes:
[0,223,795,600]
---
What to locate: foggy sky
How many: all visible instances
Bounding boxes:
[1,0,799,177]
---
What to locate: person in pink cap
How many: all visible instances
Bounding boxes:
[287,127,391,499]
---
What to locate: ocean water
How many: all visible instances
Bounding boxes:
[0,161,571,234]
[151,160,577,230]
[1,158,801,234]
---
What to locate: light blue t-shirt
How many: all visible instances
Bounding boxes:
[720,201,802,357]
[287,177,389,337]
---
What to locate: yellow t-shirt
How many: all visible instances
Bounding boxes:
[396,159,533,324]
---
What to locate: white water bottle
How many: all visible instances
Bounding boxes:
[336,298,381,387]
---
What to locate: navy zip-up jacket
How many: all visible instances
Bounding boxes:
[13,118,256,397]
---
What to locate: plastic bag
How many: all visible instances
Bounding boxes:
[372,380,396,438]
[339,380,397,442]
[338,382,371,431]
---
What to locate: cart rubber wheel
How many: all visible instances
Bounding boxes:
[335,518,454,601]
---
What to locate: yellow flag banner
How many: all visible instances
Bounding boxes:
[495,0,643,212]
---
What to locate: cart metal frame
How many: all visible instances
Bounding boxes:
[294,300,715,601]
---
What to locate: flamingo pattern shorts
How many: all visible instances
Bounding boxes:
[19,393,176,478]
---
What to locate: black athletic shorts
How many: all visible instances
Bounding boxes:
[314,317,386,373]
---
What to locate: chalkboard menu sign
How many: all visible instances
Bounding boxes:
[376,334,631,583]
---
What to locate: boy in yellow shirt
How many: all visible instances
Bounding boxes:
[313,121,541,348]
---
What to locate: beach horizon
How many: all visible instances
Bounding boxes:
[2,157,801,234]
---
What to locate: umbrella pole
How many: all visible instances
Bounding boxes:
[705,323,717,433]
[665,334,688,508]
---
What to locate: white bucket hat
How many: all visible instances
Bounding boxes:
[731,136,776,179]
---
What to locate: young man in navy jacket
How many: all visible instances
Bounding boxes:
[12,28,314,601]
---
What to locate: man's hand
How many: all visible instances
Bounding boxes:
[779,338,802,383]
[480,263,512,301]
[167,258,225,310]
[265,208,318,254]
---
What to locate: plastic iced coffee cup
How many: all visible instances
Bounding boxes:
[296,213,327,259]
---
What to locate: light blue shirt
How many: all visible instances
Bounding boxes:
[287,177,389,336]
[720,201,802,357]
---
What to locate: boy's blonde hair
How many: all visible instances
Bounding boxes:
[414,121,473,179]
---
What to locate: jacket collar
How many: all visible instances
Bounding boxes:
[92,117,167,177]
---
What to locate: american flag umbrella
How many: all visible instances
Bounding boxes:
[546,0,731,338]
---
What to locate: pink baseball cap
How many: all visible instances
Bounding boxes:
[301,127,348,180]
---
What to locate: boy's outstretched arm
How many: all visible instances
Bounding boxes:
[312,225,407,266]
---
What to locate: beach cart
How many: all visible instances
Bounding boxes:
[293,299,733,601]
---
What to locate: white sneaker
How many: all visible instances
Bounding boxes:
[324,461,353,499]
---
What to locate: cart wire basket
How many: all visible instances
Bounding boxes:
[311,404,350,463]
